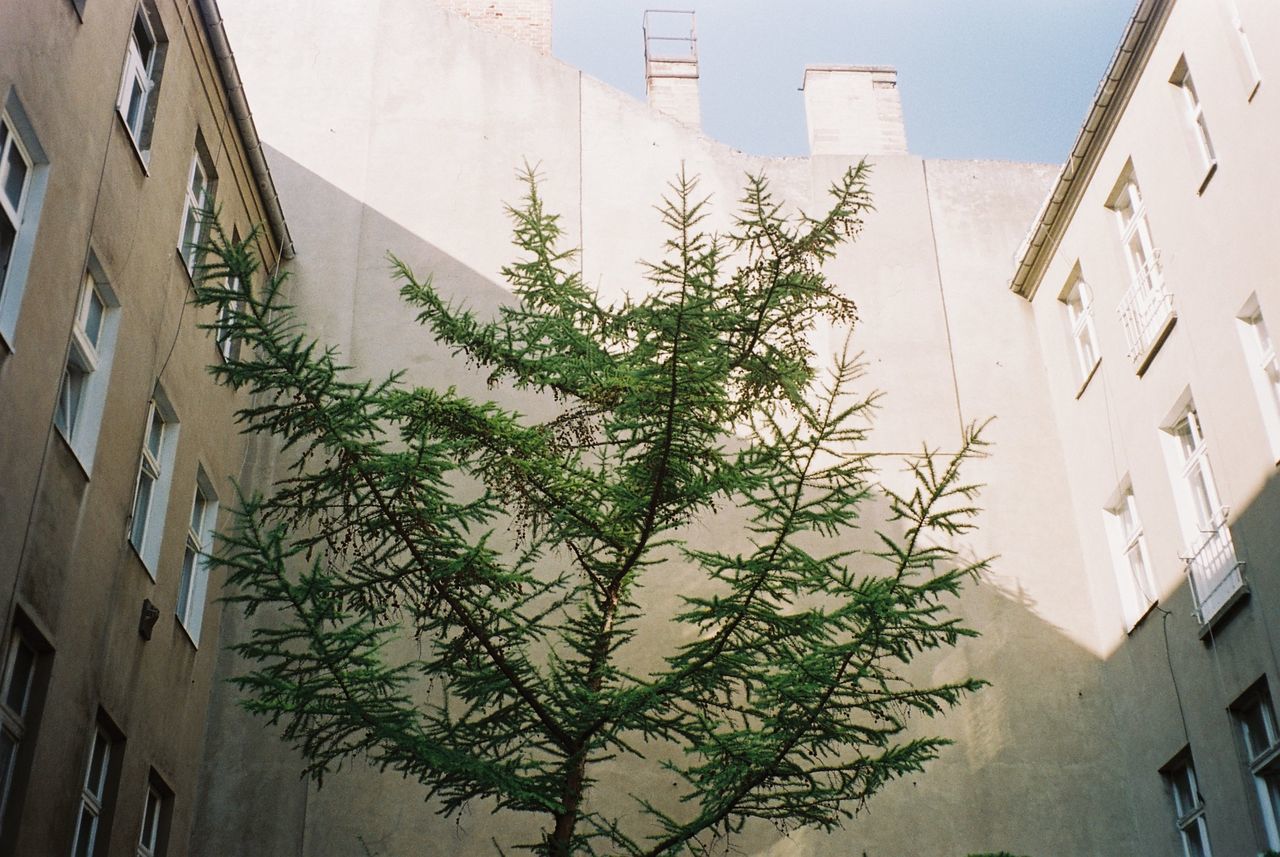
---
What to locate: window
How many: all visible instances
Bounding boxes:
[1161,396,1243,625]
[177,474,217,644]
[1228,3,1262,100]
[1062,271,1100,386]
[1171,60,1217,187]
[1233,684,1280,850]
[0,116,31,304]
[136,775,170,857]
[1109,169,1173,370]
[1237,297,1280,460]
[1165,755,1213,857]
[0,95,48,349]
[178,145,214,274]
[129,392,180,575]
[55,267,121,470]
[71,723,117,857]
[117,4,164,152]
[0,624,45,836]
[216,270,243,362]
[1105,485,1157,630]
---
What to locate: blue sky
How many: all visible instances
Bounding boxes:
[553,1,1135,164]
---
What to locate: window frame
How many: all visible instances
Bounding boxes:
[135,774,170,857]
[0,93,49,352]
[1061,269,1101,389]
[176,472,217,645]
[1233,683,1280,850]
[0,628,38,836]
[178,144,215,276]
[71,723,116,857]
[1237,296,1280,462]
[1104,483,1157,630]
[55,266,121,472]
[128,391,180,576]
[115,3,165,156]
[1164,754,1213,857]
[1171,60,1217,186]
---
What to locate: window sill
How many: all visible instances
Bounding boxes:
[53,423,92,480]
[176,247,198,290]
[115,110,151,176]
[1075,358,1101,399]
[1248,79,1261,103]
[127,539,159,582]
[1125,599,1160,635]
[1196,161,1218,196]
[175,616,199,651]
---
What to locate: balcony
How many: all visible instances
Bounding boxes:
[1185,511,1247,630]
[1117,255,1176,374]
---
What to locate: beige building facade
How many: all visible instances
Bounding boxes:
[0,0,287,855]
[4,0,1280,854]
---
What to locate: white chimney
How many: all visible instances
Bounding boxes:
[802,65,908,156]
[644,10,701,128]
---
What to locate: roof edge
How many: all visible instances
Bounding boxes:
[1008,0,1170,300]
[194,0,295,260]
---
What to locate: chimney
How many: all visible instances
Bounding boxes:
[644,10,700,128]
[802,65,908,156]
[437,0,552,54]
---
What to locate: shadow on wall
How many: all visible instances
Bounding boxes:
[191,150,1280,857]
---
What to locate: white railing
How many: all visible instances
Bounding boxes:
[1117,255,1174,364]
[1185,511,1245,626]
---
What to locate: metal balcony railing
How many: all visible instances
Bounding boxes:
[1117,254,1174,365]
[1185,510,1245,626]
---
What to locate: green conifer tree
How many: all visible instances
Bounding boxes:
[194,164,991,856]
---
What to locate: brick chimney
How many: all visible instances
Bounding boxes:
[437,0,552,54]
[644,10,700,128]
[802,65,908,156]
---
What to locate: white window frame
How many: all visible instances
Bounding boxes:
[116,4,160,152]
[1167,756,1213,857]
[1062,270,1101,387]
[1228,3,1262,101]
[55,266,121,472]
[1237,296,1280,462]
[71,725,113,857]
[216,273,242,362]
[178,146,214,275]
[0,628,39,834]
[1109,170,1174,370]
[128,391,180,576]
[0,93,49,351]
[1171,60,1217,187]
[176,472,217,645]
[1104,484,1157,631]
[136,778,166,857]
[1234,685,1280,850]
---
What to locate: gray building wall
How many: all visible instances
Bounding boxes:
[0,0,282,854]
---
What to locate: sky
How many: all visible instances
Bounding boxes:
[552,1,1136,164]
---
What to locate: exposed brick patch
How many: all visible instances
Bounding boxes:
[436,0,552,54]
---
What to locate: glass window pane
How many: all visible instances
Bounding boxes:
[73,808,97,857]
[1243,700,1273,759]
[2,142,26,215]
[86,731,109,797]
[82,286,104,347]
[177,547,196,623]
[3,638,34,717]
[131,472,154,548]
[190,492,207,535]
[146,408,164,459]
[141,786,160,846]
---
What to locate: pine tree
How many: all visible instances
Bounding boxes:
[194,164,992,856]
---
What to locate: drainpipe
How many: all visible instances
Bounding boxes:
[193,0,295,260]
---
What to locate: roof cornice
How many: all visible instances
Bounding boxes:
[1009,0,1171,299]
